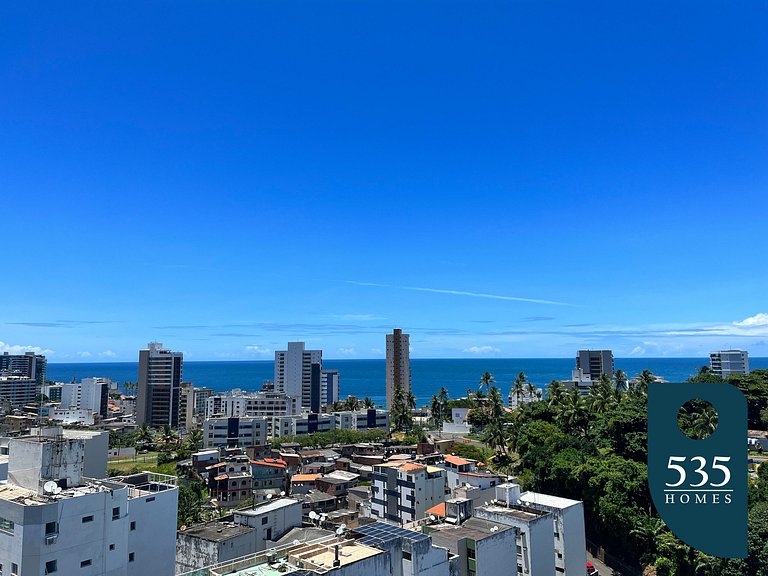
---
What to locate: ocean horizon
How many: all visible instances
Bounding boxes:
[46,357,768,407]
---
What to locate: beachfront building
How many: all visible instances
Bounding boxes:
[321,368,340,406]
[507,385,543,410]
[0,433,177,576]
[203,416,268,449]
[0,351,47,388]
[386,328,410,411]
[371,461,446,525]
[710,349,750,377]
[205,391,298,419]
[274,342,322,410]
[135,342,183,427]
[576,349,614,381]
[333,409,390,432]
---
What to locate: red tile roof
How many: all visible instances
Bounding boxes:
[444,455,472,466]
[426,502,446,516]
[291,473,321,483]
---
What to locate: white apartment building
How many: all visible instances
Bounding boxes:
[519,490,586,575]
[205,392,297,419]
[710,349,750,377]
[274,342,322,410]
[473,483,586,576]
[333,410,390,432]
[203,416,268,449]
[0,434,177,576]
[386,329,410,411]
[179,383,213,430]
[269,414,334,439]
[371,461,446,525]
[0,376,38,409]
[507,386,543,410]
[60,377,110,416]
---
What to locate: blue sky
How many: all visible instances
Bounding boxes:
[1,1,767,361]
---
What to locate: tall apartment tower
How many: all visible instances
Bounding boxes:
[576,350,614,381]
[0,351,47,388]
[710,350,750,377]
[136,342,183,427]
[274,342,322,410]
[386,328,410,411]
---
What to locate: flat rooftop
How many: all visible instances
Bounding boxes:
[234,497,299,516]
[477,503,549,522]
[179,521,254,543]
[429,518,513,551]
[520,490,582,509]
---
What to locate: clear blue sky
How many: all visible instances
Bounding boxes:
[1,1,767,361]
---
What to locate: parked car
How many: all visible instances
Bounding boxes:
[587,561,599,576]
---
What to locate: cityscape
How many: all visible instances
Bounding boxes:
[3,2,767,575]
[0,337,765,576]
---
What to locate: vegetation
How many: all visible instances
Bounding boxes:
[390,380,414,432]
[459,368,768,575]
[269,427,387,448]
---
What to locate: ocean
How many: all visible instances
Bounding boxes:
[46,357,768,407]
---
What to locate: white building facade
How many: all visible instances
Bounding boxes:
[710,349,750,377]
[274,342,322,410]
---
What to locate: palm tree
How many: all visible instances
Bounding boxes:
[630,515,667,559]
[430,395,443,427]
[512,372,527,406]
[557,387,587,434]
[547,380,565,409]
[479,372,495,393]
[614,369,628,393]
[688,404,719,439]
[345,396,361,411]
[635,370,655,395]
[588,378,616,414]
[363,397,375,409]
[160,424,178,447]
[137,422,154,447]
[185,429,204,452]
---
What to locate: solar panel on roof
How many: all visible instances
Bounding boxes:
[354,522,430,547]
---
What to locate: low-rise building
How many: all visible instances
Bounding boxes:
[0,434,177,576]
[203,416,268,449]
[290,473,321,495]
[250,457,288,493]
[371,461,447,525]
[207,455,254,508]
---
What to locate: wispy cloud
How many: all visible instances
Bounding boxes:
[322,314,387,321]
[99,350,117,358]
[522,316,555,322]
[337,347,356,356]
[463,345,501,354]
[734,313,768,328]
[346,281,573,306]
[7,320,123,328]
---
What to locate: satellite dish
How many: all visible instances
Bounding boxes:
[309,511,318,520]
[339,524,347,531]
[43,481,58,494]
[266,494,273,500]
[336,527,344,536]
[53,486,62,495]
[292,539,301,545]
[280,491,286,497]
[484,501,489,506]
[429,515,436,522]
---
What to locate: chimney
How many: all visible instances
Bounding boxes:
[333,544,341,567]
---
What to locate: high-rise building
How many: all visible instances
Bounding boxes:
[0,351,47,388]
[179,382,214,430]
[710,350,750,377]
[386,328,410,411]
[135,342,183,427]
[576,350,614,381]
[273,342,322,410]
[320,369,340,406]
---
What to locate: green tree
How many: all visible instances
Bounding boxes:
[588,378,617,415]
[512,372,527,406]
[547,380,565,409]
[185,429,204,452]
[614,369,628,393]
[363,396,375,409]
[137,422,154,447]
[557,387,588,435]
[479,371,495,393]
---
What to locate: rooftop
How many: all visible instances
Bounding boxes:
[291,473,321,483]
[428,517,512,551]
[444,455,472,467]
[179,521,254,543]
[234,497,299,516]
[477,503,550,522]
[519,490,582,509]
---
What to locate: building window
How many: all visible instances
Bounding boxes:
[82,515,94,523]
[0,516,13,533]
[146,497,155,502]
[261,517,268,525]
[112,507,120,520]
[129,552,135,562]
[130,521,136,531]
[45,521,58,535]
[45,560,57,574]
[109,544,115,551]
[12,564,18,576]
[80,560,92,567]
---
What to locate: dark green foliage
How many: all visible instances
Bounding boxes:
[269,428,388,448]
[728,370,768,430]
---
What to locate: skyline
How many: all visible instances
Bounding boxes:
[2,2,767,361]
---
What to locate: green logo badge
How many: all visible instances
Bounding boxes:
[648,382,747,558]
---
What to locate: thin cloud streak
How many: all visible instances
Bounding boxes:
[346,281,574,306]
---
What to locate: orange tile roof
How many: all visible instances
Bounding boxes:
[444,455,472,466]
[291,473,321,483]
[214,474,228,481]
[251,459,287,469]
[205,462,226,470]
[426,502,446,516]
[399,462,425,472]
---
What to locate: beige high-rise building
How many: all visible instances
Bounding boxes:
[386,328,410,411]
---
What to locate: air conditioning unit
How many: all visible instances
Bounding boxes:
[45,535,58,545]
